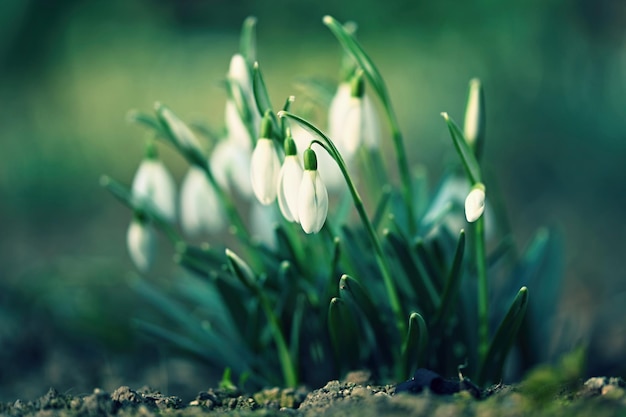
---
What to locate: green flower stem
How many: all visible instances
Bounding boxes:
[322,15,414,232]
[258,290,298,387]
[278,110,406,337]
[475,214,489,363]
[386,108,415,233]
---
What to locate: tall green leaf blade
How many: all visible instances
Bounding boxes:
[323,15,387,107]
[478,286,529,385]
[401,312,428,379]
[252,62,279,134]
[239,16,257,64]
[441,112,482,185]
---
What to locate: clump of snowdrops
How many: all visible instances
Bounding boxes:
[102,16,562,389]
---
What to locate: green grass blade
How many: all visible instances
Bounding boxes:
[400,312,428,379]
[328,297,360,374]
[441,112,482,185]
[252,62,279,134]
[239,16,257,64]
[323,15,387,107]
[225,248,257,292]
[478,286,529,385]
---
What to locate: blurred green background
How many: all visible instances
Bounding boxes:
[1,0,626,401]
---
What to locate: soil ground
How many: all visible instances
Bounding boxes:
[1,373,625,417]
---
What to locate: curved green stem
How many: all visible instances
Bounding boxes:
[278,111,406,337]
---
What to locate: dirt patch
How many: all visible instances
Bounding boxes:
[1,374,625,416]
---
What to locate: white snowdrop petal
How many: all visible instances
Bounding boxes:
[362,94,381,149]
[228,54,252,91]
[328,83,352,142]
[250,138,281,205]
[225,99,253,148]
[131,160,177,223]
[298,170,328,234]
[210,139,253,198]
[180,166,224,236]
[338,97,363,157]
[127,220,157,273]
[277,156,303,222]
[465,186,486,223]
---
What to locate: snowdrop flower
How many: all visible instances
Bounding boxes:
[180,166,224,237]
[465,183,486,223]
[298,148,329,234]
[227,54,260,140]
[250,115,281,205]
[291,123,344,191]
[131,142,177,223]
[210,138,253,198]
[127,215,157,273]
[225,99,253,149]
[277,137,304,222]
[328,73,381,158]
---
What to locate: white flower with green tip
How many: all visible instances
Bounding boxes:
[298,148,328,234]
[250,115,281,205]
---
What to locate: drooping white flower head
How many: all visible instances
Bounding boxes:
[327,72,380,158]
[298,148,329,234]
[180,166,224,237]
[210,138,253,198]
[127,215,157,273]
[250,115,281,205]
[277,137,304,223]
[227,53,261,139]
[225,99,253,149]
[465,183,486,223]
[131,142,177,223]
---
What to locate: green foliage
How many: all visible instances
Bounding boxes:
[103,16,563,389]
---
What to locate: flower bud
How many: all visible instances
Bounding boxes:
[127,215,157,273]
[465,183,486,223]
[463,78,485,157]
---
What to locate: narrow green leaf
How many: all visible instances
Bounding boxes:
[323,15,388,107]
[126,110,167,137]
[239,16,257,64]
[252,62,279,133]
[328,297,359,373]
[478,286,529,385]
[441,112,482,185]
[433,230,466,325]
[383,230,440,314]
[401,312,428,379]
[371,185,392,230]
[339,274,392,363]
[225,248,257,292]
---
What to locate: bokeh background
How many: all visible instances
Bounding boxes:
[1,0,626,401]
